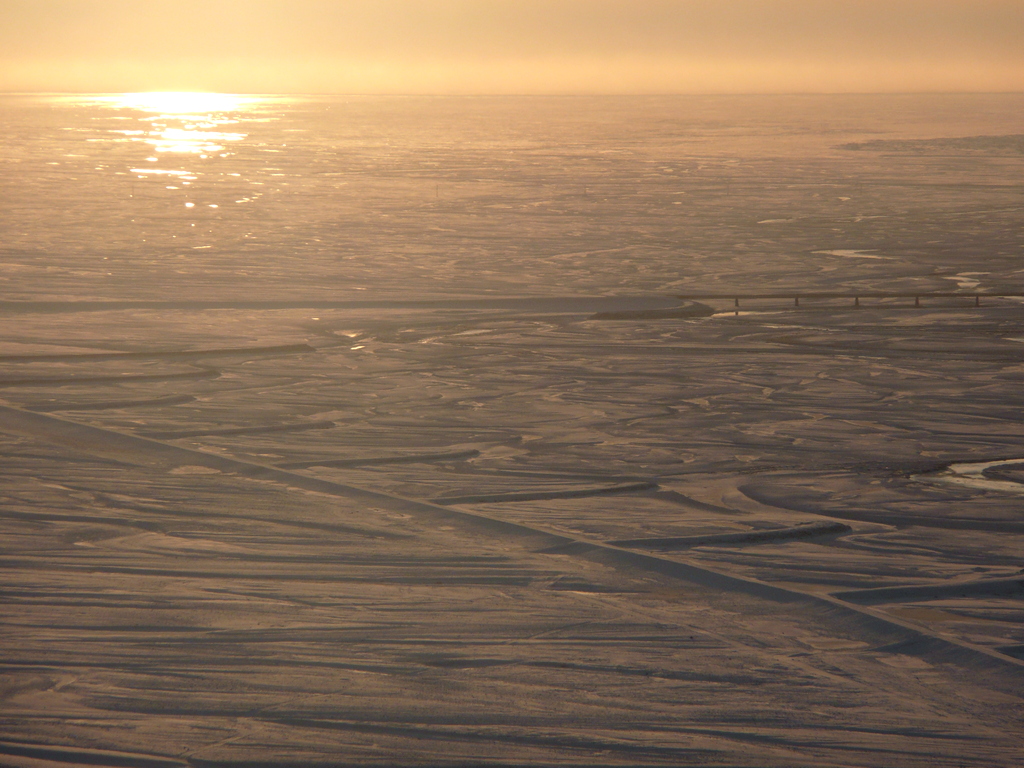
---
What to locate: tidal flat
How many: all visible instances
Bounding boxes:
[0,94,1023,766]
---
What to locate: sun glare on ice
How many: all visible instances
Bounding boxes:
[87,92,261,154]
[108,92,259,115]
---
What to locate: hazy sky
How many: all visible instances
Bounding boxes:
[2,0,1022,94]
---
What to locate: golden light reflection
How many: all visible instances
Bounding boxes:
[85,92,260,154]
[147,127,246,155]
[106,92,260,115]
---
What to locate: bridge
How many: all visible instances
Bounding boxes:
[675,291,1024,308]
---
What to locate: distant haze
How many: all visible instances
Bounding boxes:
[2,0,1023,94]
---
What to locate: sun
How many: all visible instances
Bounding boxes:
[106,92,259,115]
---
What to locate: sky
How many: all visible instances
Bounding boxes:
[1,0,1022,94]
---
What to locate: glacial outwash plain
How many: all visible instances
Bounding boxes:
[1,93,1023,766]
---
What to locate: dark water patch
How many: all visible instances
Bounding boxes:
[526,660,785,686]
[432,480,658,505]
[703,556,981,580]
[0,343,315,363]
[835,576,1024,605]
[0,741,186,768]
[741,481,1024,532]
[246,717,723,763]
[91,492,406,539]
[0,509,162,530]
[4,623,205,633]
[997,644,1024,659]
[454,466,650,483]
[25,394,196,412]
[0,369,219,387]
[0,450,133,467]
[1,658,416,676]
[610,521,851,550]
[138,420,336,440]
[589,302,714,320]
[652,489,745,514]
[546,576,621,593]
[982,462,1024,483]
[107,550,524,566]
[0,560,537,586]
[412,655,513,669]
[871,635,1021,668]
[278,448,480,469]
[839,134,1024,154]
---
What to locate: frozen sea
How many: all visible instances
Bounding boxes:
[1,94,1024,767]
[2,92,1023,301]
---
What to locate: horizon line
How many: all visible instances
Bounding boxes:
[4,90,1024,98]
